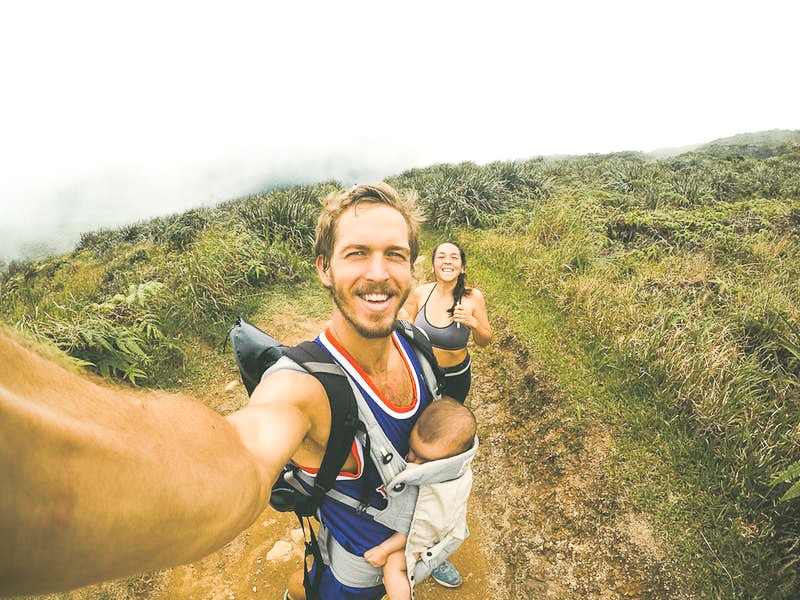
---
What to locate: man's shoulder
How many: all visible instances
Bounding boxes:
[252,363,329,412]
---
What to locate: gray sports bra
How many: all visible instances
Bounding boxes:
[414,284,471,351]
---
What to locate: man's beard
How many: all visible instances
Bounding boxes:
[328,277,410,339]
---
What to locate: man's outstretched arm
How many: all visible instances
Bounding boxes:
[0,327,311,596]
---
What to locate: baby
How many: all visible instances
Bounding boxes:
[363,397,477,599]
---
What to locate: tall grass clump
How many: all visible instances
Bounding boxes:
[164,221,313,332]
[18,281,175,383]
[234,184,331,251]
[393,160,557,230]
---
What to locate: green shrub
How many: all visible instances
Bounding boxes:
[20,281,174,384]
[404,163,518,229]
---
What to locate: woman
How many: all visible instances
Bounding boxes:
[403,241,492,404]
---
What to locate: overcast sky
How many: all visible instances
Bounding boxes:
[1,1,798,261]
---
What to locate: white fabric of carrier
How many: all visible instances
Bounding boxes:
[385,435,478,495]
[386,437,478,592]
[406,466,473,593]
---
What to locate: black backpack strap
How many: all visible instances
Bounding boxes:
[283,341,371,599]
[394,319,446,398]
[284,341,360,514]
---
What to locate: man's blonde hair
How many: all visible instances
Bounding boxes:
[313,182,423,269]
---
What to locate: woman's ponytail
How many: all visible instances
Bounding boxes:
[448,272,467,316]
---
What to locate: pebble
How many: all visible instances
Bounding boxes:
[290,528,305,543]
[266,540,293,560]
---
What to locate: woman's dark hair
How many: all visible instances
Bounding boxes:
[431,241,472,316]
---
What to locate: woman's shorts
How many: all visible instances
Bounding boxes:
[442,353,471,403]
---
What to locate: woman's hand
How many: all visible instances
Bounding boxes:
[455,290,493,346]
[452,302,477,329]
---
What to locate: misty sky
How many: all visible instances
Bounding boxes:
[1,1,798,261]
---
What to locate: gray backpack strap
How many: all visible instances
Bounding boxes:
[262,354,306,379]
[317,524,383,588]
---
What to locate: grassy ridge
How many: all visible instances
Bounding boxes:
[2,131,800,597]
[462,204,798,598]
[403,138,800,596]
[0,183,336,386]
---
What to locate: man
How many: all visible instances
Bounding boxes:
[0,183,457,598]
[231,182,442,598]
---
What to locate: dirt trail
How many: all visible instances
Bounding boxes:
[31,314,678,600]
[145,491,488,600]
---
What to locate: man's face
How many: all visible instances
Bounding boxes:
[317,203,413,339]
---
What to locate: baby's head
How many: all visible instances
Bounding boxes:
[407,397,477,464]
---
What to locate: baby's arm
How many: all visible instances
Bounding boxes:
[363,532,408,567]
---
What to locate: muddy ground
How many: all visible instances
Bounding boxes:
[23,315,682,600]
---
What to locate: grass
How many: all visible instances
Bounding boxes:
[461,234,741,595]
[454,186,800,597]
[4,140,800,597]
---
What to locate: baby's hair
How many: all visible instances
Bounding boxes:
[415,397,477,456]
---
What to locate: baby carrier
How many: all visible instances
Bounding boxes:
[229,317,451,596]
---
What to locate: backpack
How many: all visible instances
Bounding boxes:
[228,316,445,516]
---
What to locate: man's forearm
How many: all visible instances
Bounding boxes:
[0,329,271,595]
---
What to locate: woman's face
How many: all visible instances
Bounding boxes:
[432,243,464,283]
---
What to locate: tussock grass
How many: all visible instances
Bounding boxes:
[0,184,328,386]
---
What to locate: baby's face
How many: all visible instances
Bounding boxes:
[407,428,453,465]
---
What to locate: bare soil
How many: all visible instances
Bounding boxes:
[26,315,679,600]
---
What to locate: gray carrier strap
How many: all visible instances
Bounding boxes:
[317,523,384,588]
[402,325,441,401]
[318,371,421,533]
[387,436,478,492]
[262,355,308,380]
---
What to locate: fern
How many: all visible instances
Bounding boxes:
[774,460,800,502]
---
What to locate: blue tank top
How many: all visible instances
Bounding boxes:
[414,285,471,351]
[299,329,433,554]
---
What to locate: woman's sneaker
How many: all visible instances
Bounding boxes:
[430,560,462,588]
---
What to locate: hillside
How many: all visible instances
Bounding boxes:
[697,128,800,158]
[3,131,800,598]
[2,129,798,271]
